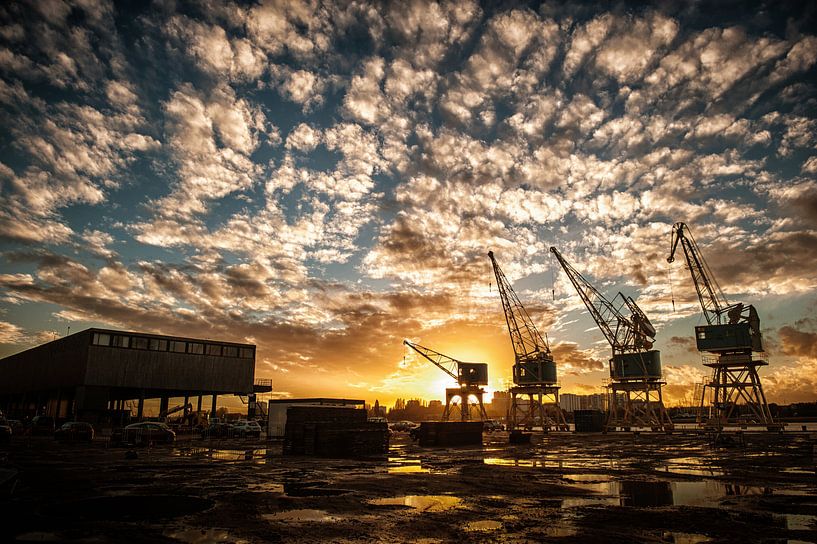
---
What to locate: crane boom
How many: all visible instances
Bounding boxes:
[549,247,623,349]
[667,222,729,325]
[403,340,460,382]
[487,251,550,361]
[549,247,649,353]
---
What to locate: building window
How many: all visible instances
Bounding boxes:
[189,342,204,355]
[223,346,238,358]
[170,340,187,353]
[206,344,222,356]
[239,347,254,359]
[112,335,130,348]
[92,333,110,346]
[133,337,149,350]
[149,338,167,351]
[697,330,706,340]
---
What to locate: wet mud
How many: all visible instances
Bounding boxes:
[1,431,815,543]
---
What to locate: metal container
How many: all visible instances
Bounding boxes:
[695,323,756,352]
[574,409,605,432]
[457,363,488,386]
[513,357,557,385]
[610,350,662,379]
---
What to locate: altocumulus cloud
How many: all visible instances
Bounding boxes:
[0,0,815,404]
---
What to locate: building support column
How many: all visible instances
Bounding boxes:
[137,391,145,420]
[197,395,203,412]
[159,396,169,417]
[211,394,218,419]
[55,388,63,420]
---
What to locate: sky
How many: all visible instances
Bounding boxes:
[0,0,816,408]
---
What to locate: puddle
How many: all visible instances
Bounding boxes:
[14,533,60,542]
[563,474,614,483]
[173,448,267,463]
[782,468,815,475]
[787,514,817,530]
[264,509,340,522]
[368,495,463,512]
[389,465,429,473]
[544,525,579,537]
[484,458,546,468]
[247,482,285,493]
[662,457,724,477]
[387,457,429,473]
[561,497,620,508]
[570,480,773,507]
[463,520,502,532]
[670,532,711,544]
[166,528,248,544]
[44,495,213,521]
[283,482,351,497]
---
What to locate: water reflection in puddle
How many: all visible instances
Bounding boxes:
[166,528,248,544]
[247,482,285,493]
[368,495,462,512]
[787,514,817,530]
[173,448,268,463]
[661,457,723,477]
[569,480,773,507]
[14,533,61,542]
[387,457,429,474]
[463,520,502,532]
[670,532,711,544]
[388,465,429,473]
[483,457,616,470]
[264,510,340,522]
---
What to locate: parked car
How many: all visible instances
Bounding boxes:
[30,416,55,436]
[6,420,23,435]
[54,421,94,442]
[200,422,233,438]
[484,419,505,432]
[0,418,11,445]
[122,422,176,445]
[232,420,262,438]
[389,420,418,432]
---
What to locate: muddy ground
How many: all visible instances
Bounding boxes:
[1,431,815,543]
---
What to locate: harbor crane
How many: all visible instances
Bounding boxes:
[550,247,673,431]
[667,222,777,429]
[488,251,568,431]
[403,340,488,422]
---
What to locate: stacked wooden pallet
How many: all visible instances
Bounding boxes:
[284,406,388,457]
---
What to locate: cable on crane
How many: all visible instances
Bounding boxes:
[668,261,676,313]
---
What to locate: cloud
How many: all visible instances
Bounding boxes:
[0,321,24,344]
[778,319,817,359]
[285,123,321,152]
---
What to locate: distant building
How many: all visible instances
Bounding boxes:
[0,328,267,425]
[560,393,608,412]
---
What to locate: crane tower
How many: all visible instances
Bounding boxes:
[668,222,779,430]
[550,247,673,432]
[488,251,568,431]
[403,340,489,422]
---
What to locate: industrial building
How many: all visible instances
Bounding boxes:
[0,328,269,425]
